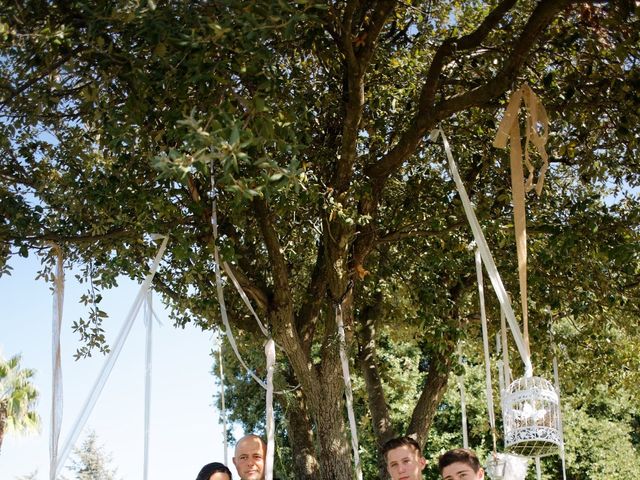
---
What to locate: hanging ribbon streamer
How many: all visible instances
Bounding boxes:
[209,164,275,479]
[551,328,568,480]
[265,339,276,480]
[496,335,506,399]
[493,85,550,355]
[336,305,363,480]
[432,128,532,377]
[211,242,268,389]
[475,249,498,453]
[55,235,168,478]
[209,168,268,390]
[456,343,469,449]
[500,306,512,386]
[49,245,64,480]
[222,262,270,338]
[143,291,154,480]
[217,333,228,465]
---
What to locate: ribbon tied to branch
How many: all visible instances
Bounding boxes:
[493,85,550,355]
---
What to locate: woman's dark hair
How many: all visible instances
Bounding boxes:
[196,461,233,480]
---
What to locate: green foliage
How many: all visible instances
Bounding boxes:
[1,1,639,478]
[0,353,40,451]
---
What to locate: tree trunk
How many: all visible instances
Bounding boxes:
[358,300,394,445]
[407,349,454,447]
[314,394,353,480]
[358,296,395,480]
[284,387,320,480]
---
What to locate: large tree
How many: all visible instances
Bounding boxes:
[1,1,638,478]
[0,354,39,454]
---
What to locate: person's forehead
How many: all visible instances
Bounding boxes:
[210,473,230,480]
[235,437,265,455]
[442,461,475,476]
[387,444,418,461]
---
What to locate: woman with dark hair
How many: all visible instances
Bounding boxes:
[196,461,233,480]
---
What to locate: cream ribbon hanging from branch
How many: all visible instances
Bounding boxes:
[50,244,64,480]
[493,85,550,355]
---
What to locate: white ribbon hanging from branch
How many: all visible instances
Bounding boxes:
[216,333,229,465]
[432,128,532,377]
[55,235,168,478]
[265,339,276,480]
[50,246,64,480]
[336,305,364,480]
[476,249,498,453]
[209,165,275,480]
[143,290,155,480]
[456,342,469,449]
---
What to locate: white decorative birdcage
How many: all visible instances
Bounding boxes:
[502,376,562,457]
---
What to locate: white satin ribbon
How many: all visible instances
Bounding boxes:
[55,235,168,477]
[50,246,64,480]
[432,128,533,377]
[336,305,363,480]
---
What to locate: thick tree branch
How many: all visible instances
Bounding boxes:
[296,241,328,355]
[407,348,454,448]
[356,0,398,68]
[418,0,517,112]
[435,0,576,118]
[357,288,394,480]
[407,274,474,446]
[223,262,270,312]
[357,291,394,443]
[365,0,575,181]
[333,1,397,193]
[253,197,292,308]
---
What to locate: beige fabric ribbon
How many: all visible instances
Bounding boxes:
[493,85,550,355]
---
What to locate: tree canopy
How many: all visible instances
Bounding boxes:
[1,1,639,479]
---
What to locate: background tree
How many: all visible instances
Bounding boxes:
[66,431,119,480]
[0,354,39,454]
[1,1,638,479]
[14,471,39,480]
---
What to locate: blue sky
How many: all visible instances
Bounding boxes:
[0,254,241,479]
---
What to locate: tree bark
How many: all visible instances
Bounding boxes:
[283,388,320,480]
[407,349,455,448]
[358,295,395,480]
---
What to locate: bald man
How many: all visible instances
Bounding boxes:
[232,435,267,480]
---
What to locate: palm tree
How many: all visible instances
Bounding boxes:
[0,354,40,454]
